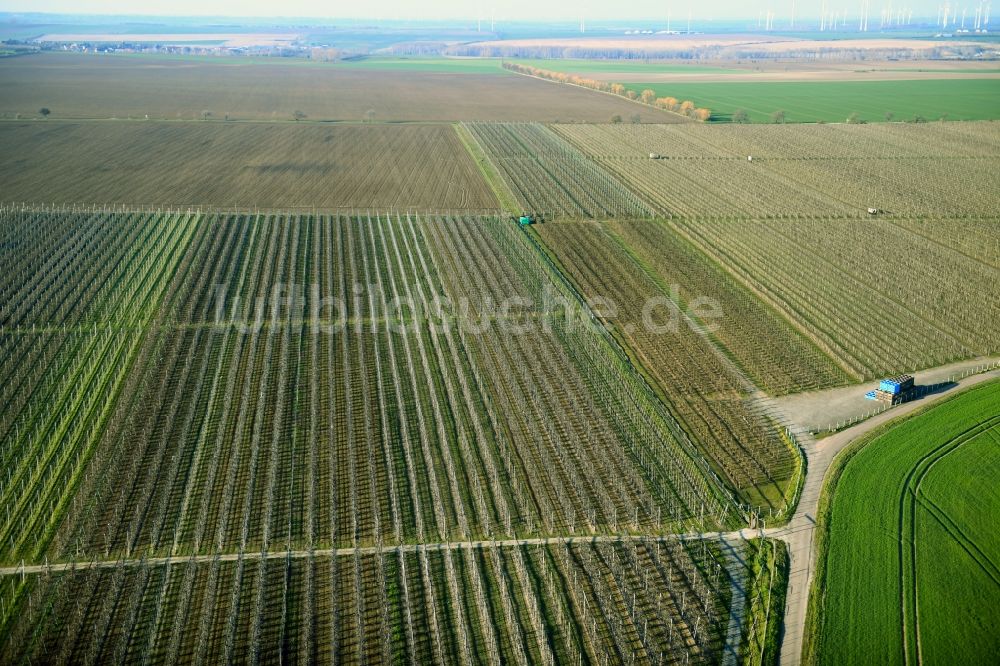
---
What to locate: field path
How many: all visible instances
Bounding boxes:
[0,533,706,577]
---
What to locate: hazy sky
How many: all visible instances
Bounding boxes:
[0,1,954,22]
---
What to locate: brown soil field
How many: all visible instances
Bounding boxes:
[0,121,500,210]
[0,53,672,123]
[36,33,300,47]
[467,35,984,53]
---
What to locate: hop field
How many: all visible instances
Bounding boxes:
[0,539,731,665]
[0,206,756,662]
[602,218,850,396]
[2,104,995,665]
[551,121,1000,218]
[535,220,799,509]
[0,208,735,568]
[464,122,655,218]
[676,217,1000,378]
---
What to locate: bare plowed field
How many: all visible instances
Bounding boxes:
[0,53,673,123]
[0,122,499,210]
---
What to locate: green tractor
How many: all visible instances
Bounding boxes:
[516,214,535,226]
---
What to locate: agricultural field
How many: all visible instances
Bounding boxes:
[0,122,499,210]
[525,57,1000,83]
[807,380,1000,665]
[0,538,731,665]
[601,218,849,396]
[0,52,671,123]
[0,207,734,561]
[676,217,1000,378]
[535,220,798,510]
[2,33,998,664]
[464,122,655,218]
[628,79,1000,123]
[0,204,754,662]
[741,539,789,666]
[514,58,740,76]
[552,122,1000,218]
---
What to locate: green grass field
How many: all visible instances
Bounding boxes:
[633,79,1000,123]
[335,56,505,73]
[514,57,738,75]
[809,380,1000,665]
[91,52,507,72]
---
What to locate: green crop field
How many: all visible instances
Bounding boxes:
[334,56,506,73]
[632,79,1000,123]
[514,58,739,75]
[808,380,1000,665]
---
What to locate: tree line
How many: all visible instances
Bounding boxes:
[502,62,711,122]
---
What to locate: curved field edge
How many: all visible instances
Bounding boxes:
[802,379,1000,665]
